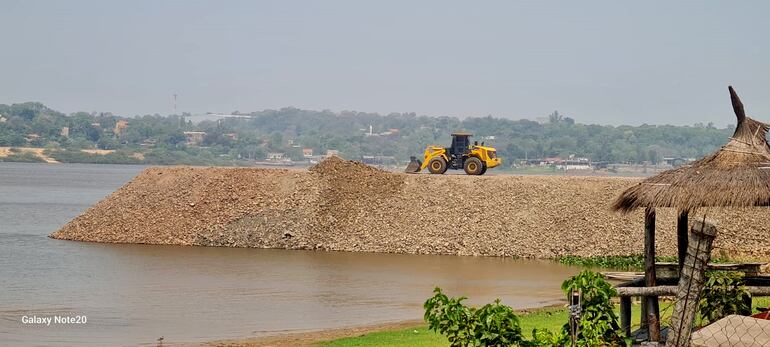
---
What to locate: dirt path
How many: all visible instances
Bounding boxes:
[0,147,59,163]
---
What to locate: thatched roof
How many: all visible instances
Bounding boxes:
[613,86,770,213]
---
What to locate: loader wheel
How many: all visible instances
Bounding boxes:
[428,157,447,174]
[464,157,483,175]
[479,165,488,175]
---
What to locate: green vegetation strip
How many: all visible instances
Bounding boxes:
[319,298,770,347]
[557,255,733,271]
[319,306,627,347]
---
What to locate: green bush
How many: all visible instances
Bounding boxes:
[561,270,627,346]
[699,272,751,324]
[424,270,627,346]
[424,288,525,346]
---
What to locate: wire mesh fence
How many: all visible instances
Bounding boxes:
[690,314,770,347]
[620,295,770,346]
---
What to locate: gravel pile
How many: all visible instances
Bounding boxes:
[51,157,770,260]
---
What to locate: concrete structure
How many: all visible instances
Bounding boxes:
[183,131,206,146]
[114,120,128,138]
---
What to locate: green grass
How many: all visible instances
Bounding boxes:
[319,305,638,347]
[319,325,445,347]
[319,298,770,347]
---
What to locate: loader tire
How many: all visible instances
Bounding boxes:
[464,157,483,175]
[479,165,487,175]
[428,157,447,174]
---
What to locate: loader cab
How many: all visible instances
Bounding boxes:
[449,133,472,156]
[447,132,473,169]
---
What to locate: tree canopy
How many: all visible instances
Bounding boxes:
[0,102,735,166]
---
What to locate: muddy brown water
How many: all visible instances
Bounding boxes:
[0,163,581,346]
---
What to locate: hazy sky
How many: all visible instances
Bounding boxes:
[2,1,770,126]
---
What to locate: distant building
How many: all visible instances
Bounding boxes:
[114,120,128,138]
[526,156,592,170]
[0,115,6,123]
[361,155,397,165]
[60,127,70,137]
[380,128,399,136]
[559,158,592,170]
[662,157,695,167]
[224,133,238,141]
[363,126,400,137]
[25,133,40,142]
[267,152,285,161]
[140,139,157,148]
[183,131,206,146]
[302,148,314,158]
[326,149,339,157]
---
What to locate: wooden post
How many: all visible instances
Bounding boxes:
[667,219,717,347]
[677,211,689,275]
[644,207,661,342]
[620,296,631,336]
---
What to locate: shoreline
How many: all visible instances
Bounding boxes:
[192,320,425,347]
[192,303,568,347]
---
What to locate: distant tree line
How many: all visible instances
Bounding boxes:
[0,102,735,165]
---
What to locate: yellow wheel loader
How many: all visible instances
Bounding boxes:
[405,132,501,175]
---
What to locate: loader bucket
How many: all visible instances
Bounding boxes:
[404,156,422,173]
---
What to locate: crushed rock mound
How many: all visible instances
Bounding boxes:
[51,158,770,260]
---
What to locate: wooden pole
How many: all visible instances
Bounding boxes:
[667,219,717,347]
[620,296,631,336]
[677,211,689,275]
[644,207,661,342]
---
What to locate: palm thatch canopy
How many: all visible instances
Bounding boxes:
[613,86,770,213]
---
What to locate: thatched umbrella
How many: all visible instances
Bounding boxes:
[613,86,770,264]
[613,86,770,213]
[610,86,770,341]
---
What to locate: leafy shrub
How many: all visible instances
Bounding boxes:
[699,272,751,324]
[561,270,627,346]
[424,270,626,346]
[424,288,525,346]
[529,328,568,346]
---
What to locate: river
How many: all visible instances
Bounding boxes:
[0,163,580,346]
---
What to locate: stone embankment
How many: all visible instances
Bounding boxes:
[51,157,770,260]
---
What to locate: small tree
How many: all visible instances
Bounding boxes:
[699,272,751,324]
